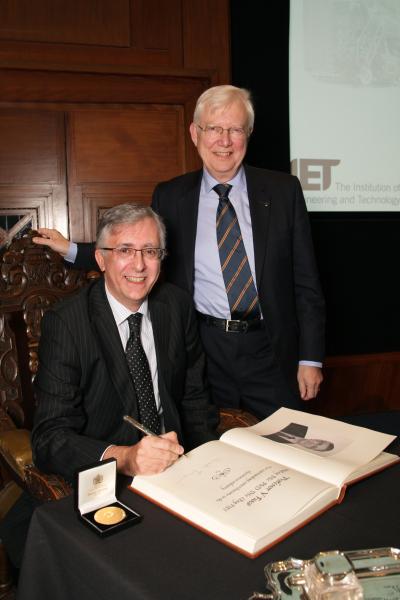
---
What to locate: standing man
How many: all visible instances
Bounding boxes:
[32,204,218,482]
[34,85,325,419]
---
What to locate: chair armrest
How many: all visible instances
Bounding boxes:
[24,465,72,502]
[0,428,72,501]
[0,429,32,479]
[217,408,259,435]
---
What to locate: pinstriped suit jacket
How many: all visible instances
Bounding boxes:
[32,278,218,482]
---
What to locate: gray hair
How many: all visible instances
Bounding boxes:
[96,203,166,250]
[193,85,254,134]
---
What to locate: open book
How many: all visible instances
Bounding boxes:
[129,408,399,558]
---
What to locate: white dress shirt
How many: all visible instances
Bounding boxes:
[104,286,163,421]
[100,286,164,459]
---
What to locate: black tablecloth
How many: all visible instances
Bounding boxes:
[17,462,400,600]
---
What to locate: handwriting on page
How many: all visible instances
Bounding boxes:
[215,466,291,512]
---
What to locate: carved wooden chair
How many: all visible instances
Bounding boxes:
[0,231,93,502]
[0,231,96,591]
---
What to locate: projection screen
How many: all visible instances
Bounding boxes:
[289,0,400,211]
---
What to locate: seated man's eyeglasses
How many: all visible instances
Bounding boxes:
[196,124,249,140]
[100,246,166,260]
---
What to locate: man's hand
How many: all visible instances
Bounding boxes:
[297,365,323,401]
[104,431,184,476]
[32,228,70,257]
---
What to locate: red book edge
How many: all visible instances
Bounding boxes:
[343,454,400,487]
[128,485,340,559]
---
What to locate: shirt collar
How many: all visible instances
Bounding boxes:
[202,165,246,194]
[104,283,149,328]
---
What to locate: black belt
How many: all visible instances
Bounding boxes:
[197,312,264,333]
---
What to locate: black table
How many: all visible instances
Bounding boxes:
[17,461,400,600]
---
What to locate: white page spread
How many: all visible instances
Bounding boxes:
[221,408,396,486]
[132,440,337,554]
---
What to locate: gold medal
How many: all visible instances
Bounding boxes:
[94,506,126,525]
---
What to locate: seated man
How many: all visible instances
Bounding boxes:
[32,203,218,482]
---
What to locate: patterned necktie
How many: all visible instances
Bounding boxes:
[126,313,161,435]
[214,183,261,320]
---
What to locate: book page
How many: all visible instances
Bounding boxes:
[131,440,338,555]
[221,408,396,486]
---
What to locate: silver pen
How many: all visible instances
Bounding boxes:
[123,415,187,457]
[123,415,157,437]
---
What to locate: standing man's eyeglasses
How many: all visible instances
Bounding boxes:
[196,125,250,140]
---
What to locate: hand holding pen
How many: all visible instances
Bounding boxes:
[123,415,187,459]
[103,417,184,476]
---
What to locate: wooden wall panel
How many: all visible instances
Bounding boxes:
[0,110,63,185]
[183,0,231,83]
[0,0,183,71]
[308,353,400,418]
[80,186,155,243]
[0,0,230,243]
[0,109,68,239]
[69,106,185,183]
[67,105,186,239]
[0,70,206,169]
[0,69,209,106]
[0,0,131,46]
[0,1,229,76]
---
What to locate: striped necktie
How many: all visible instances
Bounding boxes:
[126,313,161,434]
[214,183,261,320]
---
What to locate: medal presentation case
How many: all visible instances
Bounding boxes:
[75,458,141,536]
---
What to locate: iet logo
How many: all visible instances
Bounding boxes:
[291,159,341,191]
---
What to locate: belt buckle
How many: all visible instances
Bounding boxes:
[225,319,246,333]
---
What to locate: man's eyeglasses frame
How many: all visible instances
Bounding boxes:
[196,124,250,139]
[100,247,167,260]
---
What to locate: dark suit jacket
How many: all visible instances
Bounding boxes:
[151,165,325,392]
[32,279,218,482]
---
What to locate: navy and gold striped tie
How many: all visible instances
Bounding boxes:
[214,184,261,320]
